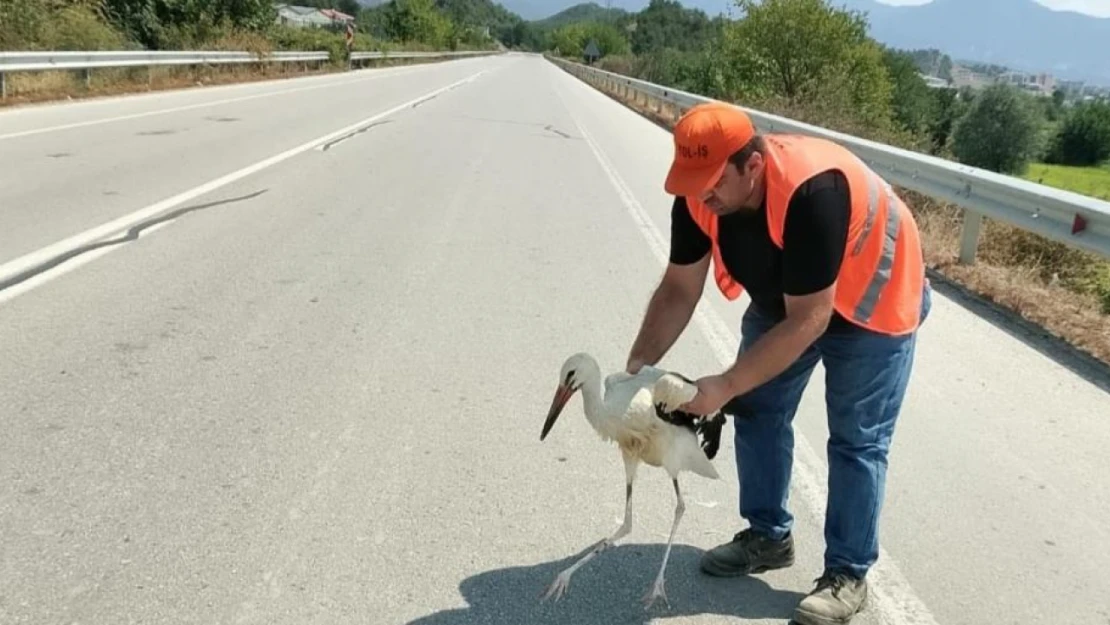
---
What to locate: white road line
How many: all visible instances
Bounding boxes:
[553,70,941,625]
[0,221,174,306]
[0,69,489,303]
[0,64,430,141]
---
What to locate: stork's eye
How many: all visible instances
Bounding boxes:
[564,370,575,385]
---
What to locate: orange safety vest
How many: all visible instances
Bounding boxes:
[686,133,926,336]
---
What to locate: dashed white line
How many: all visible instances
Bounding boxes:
[0,70,489,303]
[0,64,432,141]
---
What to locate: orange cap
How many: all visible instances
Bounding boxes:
[664,102,756,196]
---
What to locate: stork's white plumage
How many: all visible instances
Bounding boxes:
[538,352,728,609]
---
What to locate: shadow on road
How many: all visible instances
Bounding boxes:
[0,189,269,295]
[406,542,805,625]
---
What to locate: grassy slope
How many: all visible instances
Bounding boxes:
[1023,162,1110,202]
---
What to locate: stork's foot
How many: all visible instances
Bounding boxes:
[540,536,622,604]
[642,576,670,609]
[541,570,573,602]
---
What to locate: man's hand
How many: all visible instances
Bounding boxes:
[678,374,735,416]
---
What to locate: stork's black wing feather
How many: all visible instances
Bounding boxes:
[653,403,728,460]
[651,370,730,461]
[695,412,727,459]
[652,403,700,432]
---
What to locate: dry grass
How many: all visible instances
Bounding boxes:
[904,191,1110,363]
[0,16,492,108]
[572,66,1110,367]
[0,62,332,107]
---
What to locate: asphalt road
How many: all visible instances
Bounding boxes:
[1,52,1107,625]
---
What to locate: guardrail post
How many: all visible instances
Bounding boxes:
[83,68,91,89]
[0,72,5,99]
[958,209,983,264]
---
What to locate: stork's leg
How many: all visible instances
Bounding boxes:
[643,477,685,609]
[542,453,638,602]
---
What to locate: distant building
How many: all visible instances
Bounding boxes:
[274,4,353,30]
[996,70,1056,96]
[919,73,952,89]
[950,66,992,90]
[318,8,355,25]
[1058,79,1086,93]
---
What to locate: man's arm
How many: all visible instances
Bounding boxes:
[627,258,709,372]
[626,196,711,373]
[720,170,851,397]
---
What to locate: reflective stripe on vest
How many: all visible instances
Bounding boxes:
[854,169,901,324]
[684,134,925,336]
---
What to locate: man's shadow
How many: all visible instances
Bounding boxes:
[407,542,806,624]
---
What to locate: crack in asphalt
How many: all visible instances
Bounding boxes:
[544,124,572,139]
[319,120,393,152]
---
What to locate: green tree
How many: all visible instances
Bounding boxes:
[1,0,130,50]
[882,47,937,139]
[925,87,969,155]
[908,48,952,81]
[357,7,390,39]
[1052,88,1066,109]
[549,21,630,58]
[1047,101,1110,166]
[501,19,546,50]
[628,0,713,55]
[438,0,520,40]
[951,83,1043,174]
[635,47,724,97]
[721,0,895,129]
[382,0,453,47]
[102,0,277,49]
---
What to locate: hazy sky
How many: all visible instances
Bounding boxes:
[877,0,1110,17]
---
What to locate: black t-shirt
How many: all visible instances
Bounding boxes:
[669,169,854,331]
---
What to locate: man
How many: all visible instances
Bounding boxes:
[624,101,931,625]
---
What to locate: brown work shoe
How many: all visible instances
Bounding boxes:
[699,528,795,577]
[792,570,869,625]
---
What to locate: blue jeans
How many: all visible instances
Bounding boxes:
[726,285,932,579]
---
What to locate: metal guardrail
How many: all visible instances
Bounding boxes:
[547,55,1110,264]
[350,50,495,61]
[0,50,329,73]
[0,49,499,99]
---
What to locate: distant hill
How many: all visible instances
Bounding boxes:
[830,0,1110,85]
[437,0,523,29]
[526,1,629,27]
[358,0,524,34]
[501,0,661,21]
[501,0,1109,85]
[495,0,583,20]
[503,0,729,21]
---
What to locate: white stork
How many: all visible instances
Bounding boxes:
[538,352,728,609]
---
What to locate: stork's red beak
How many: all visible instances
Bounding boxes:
[541,384,575,441]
